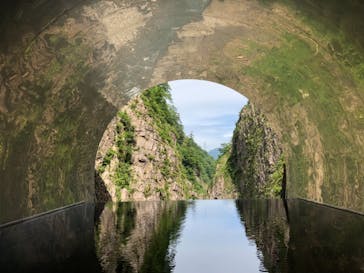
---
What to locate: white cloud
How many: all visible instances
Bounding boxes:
[223,132,233,139]
[169,79,247,151]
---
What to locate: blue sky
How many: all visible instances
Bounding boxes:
[169,80,248,151]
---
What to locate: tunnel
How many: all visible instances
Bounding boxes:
[1,0,364,225]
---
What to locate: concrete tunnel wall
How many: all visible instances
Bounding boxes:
[1,0,364,224]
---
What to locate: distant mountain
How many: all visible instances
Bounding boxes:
[208,148,220,160]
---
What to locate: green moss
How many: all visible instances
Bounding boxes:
[265,156,285,197]
[141,84,184,145]
[144,184,152,198]
[179,135,216,185]
[113,111,135,188]
[140,84,216,197]
[161,158,172,178]
[98,148,115,173]
[245,33,315,106]
[241,30,363,198]
[146,154,155,161]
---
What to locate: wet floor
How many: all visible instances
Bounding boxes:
[1,199,363,273]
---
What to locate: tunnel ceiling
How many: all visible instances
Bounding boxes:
[1,0,364,224]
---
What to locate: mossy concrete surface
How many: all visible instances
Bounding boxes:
[0,0,363,223]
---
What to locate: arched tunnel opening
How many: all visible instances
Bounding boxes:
[0,0,364,272]
[94,79,287,203]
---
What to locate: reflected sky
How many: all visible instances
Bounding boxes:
[171,200,263,273]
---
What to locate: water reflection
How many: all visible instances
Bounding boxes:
[95,199,364,273]
[172,200,262,273]
[95,201,187,273]
[236,199,290,272]
[237,199,364,273]
[1,199,363,272]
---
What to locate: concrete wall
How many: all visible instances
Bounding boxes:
[0,0,363,224]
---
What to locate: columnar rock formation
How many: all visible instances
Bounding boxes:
[230,103,284,198]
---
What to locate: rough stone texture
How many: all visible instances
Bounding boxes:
[0,0,209,223]
[230,103,283,198]
[1,0,364,223]
[95,96,203,201]
[208,151,238,199]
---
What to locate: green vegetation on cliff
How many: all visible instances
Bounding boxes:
[98,110,136,193]
[97,84,216,200]
[141,84,216,188]
[113,111,136,189]
[220,103,284,198]
[180,135,216,186]
[234,0,364,207]
[215,143,234,185]
[208,143,238,199]
[141,84,184,145]
[265,156,285,197]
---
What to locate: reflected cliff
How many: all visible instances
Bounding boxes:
[236,199,364,273]
[0,199,363,272]
[236,199,290,272]
[94,201,187,273]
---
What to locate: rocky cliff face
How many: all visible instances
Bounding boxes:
[95,85,215,201]
[208,146,238,199]
[229,103,284,198]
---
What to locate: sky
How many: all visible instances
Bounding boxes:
[168,79,248,151]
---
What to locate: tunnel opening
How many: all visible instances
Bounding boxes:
[94,79,286,202]
[1,0,364,271]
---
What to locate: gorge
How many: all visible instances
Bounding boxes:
[95,83,284,202]
[1,0,364,222]
[1,0,364,272]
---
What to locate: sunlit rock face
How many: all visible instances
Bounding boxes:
[230,103,284,198]
[1,0,364,223]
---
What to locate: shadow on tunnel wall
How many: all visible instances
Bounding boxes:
[1,0,364,224]
[0,203,102,273]
[95,170,112,202]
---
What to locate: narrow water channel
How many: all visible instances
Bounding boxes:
[1,199,363,273]
[171,200,262,273]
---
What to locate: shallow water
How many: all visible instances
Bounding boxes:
[1,199,363,273]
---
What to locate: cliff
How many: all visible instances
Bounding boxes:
[229,103,284,198]
[208,144,238,199]
[95,84,215,201]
